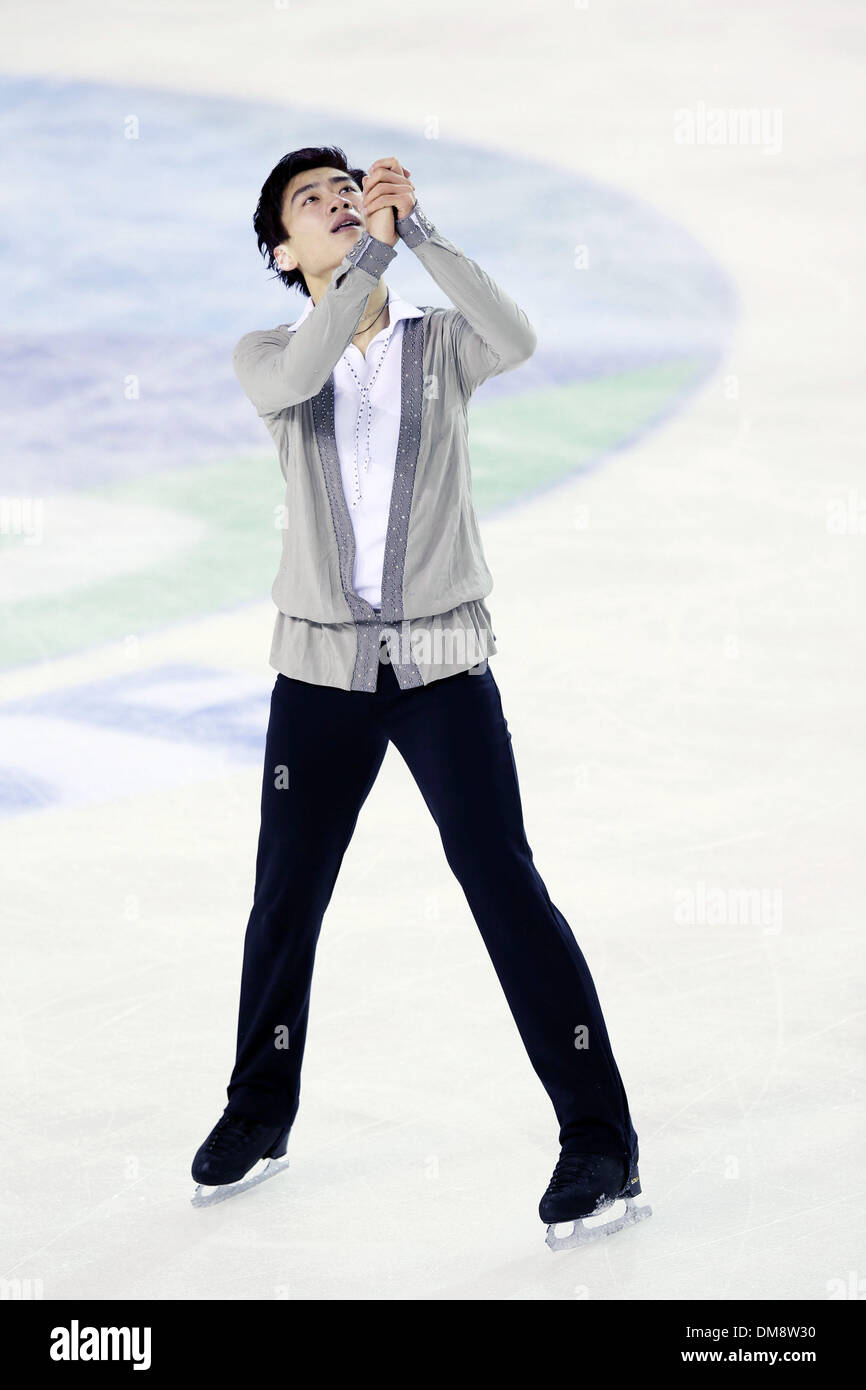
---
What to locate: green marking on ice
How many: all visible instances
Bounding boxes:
[467,357,705,512]
[0,359,705,670]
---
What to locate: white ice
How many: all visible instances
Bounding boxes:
[1,0,864,1302]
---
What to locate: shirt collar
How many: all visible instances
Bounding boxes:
[282,287,423,334]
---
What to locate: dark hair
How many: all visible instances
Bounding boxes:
[252,145,367,299]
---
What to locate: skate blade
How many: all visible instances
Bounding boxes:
[191,1155,290,1209]
[545,1195,652,1251]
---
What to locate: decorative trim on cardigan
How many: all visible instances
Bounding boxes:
[310,314,429,691]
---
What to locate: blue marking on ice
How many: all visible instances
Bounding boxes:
[0,74,737,491]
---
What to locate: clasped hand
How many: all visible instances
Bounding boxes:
[361,156,417,247]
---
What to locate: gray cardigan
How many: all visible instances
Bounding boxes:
[232,202,537,692]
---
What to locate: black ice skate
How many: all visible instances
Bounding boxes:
[539,1149,652,1251]
[191,1112,291,1208]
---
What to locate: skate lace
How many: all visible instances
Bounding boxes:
[204,1115,265,1155]
[546,1151,602,1194]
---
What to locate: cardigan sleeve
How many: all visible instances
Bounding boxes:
[232,232,398,416]
[394,202,537,397]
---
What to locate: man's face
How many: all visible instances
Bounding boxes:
[276,166,366,282]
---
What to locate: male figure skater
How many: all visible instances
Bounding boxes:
[191,146,650,1247]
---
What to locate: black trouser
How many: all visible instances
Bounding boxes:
[225,652,640,1177]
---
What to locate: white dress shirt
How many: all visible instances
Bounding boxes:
[285,287,424,609]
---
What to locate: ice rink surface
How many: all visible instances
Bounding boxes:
[1,1,864,1300]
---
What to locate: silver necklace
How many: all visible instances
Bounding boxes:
[353,295,389,337]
